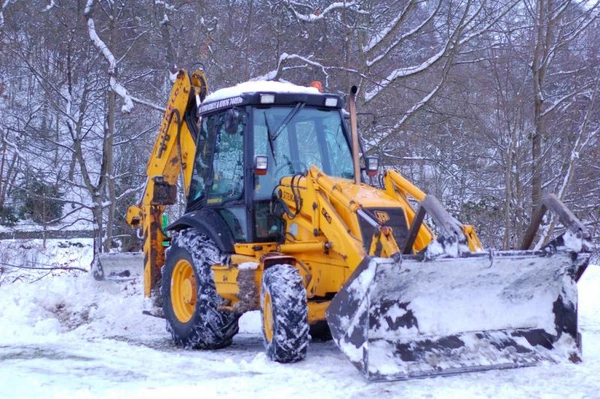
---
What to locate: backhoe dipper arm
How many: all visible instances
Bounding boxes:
[126,69,208,297]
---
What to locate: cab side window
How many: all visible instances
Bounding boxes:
[208,109,245,203]
[188,109,246,204]
[188,114,214,203]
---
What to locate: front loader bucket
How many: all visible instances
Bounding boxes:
[326,247,589,381]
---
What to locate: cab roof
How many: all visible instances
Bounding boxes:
[199,80,344,115]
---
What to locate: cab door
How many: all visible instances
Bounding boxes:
[187,109,249,243]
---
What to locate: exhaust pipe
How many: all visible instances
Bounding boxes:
[348,86,361,185]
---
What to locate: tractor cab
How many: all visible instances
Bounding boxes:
[185,82,355,244]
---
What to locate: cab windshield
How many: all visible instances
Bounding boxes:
[253,106,354,200]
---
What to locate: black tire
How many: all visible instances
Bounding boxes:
[162,229,239,349]
[261,264,309,363]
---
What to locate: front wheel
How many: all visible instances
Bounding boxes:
[162,229,239,349]
[261,264,309,363]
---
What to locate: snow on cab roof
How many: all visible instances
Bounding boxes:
[204,80,320,103]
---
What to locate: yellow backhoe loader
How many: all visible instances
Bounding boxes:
[96,68,592,381]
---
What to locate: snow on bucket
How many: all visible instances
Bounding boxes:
[326,250,589,381]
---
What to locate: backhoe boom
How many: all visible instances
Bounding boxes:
[126,69,207,297]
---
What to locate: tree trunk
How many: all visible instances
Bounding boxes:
[531,0,547,213]
[502,138,514,249]
[104,4,117,252]
[104,87,116,253]
[92,196,104,256]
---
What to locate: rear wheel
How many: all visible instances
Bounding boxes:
[261,264,309,363]
[162,229,239,349]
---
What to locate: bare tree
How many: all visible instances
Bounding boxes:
[525,0,599,244]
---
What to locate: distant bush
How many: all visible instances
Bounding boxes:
[16,179,64,224]
[0,206,18,226]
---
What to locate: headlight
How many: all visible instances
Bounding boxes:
[365,156,379,177]
[325,97,338,107]
[260,94,275,104]
[254,155,268,175]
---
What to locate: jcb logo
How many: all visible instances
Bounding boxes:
[374,210,390,224]
[321,207,332,224]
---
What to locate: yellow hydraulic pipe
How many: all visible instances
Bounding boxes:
[278,242,329,253]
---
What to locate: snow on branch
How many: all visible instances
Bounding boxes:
[549,66,591,78]
[252,52,331,85]
[366,2,439,67]
[287,1,364,22]
[251,52,290,81]
[364,0,518,102]
[155,0,176,12]
[535,76,600,248]
[561,5,600,44]
[84,0,134,113]
[363,0,417,53]
[84,0,93,15]
[0,0,18,26]
[116,183,145,202]
[1,133,27,163]
[458,0,521,45]
[391,79,443,131]
[541,88,586,118]
[365,47,447,101]
[373,75,446,150]
[42,0,55,12]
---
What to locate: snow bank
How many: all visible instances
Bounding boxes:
[0,238,262,347]
[0,269,162,345]
[0,239,94,283]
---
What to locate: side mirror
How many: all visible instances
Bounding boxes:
[365,156,379,177]
[254,155,268,176]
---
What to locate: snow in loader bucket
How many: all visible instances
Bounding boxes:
[326,242,590,381]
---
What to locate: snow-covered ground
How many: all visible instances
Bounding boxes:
[1,240,599,398]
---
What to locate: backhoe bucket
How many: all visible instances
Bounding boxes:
[92,252,144,281]
[326,245,589,381]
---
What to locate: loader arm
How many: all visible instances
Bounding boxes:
[274,164,478,285]
[383,169,483,252]
[126,69,208,297]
